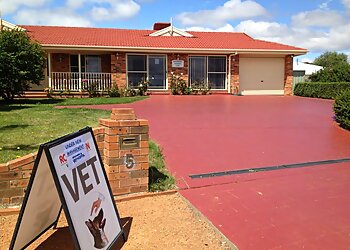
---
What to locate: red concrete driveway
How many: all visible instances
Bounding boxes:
[84,95,350,249]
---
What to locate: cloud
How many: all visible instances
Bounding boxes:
[234,20,288,38]
[90,0,140,21]
[186,24,235,32]
[176,0,268,28]
[0,0,48,15]
[66,0,85,9]
[9,0,141,26]
[319,0,332,10]
[292,10,347,28]
[14,9,92,27]
[183,1,350,53]
[342,0,350,9]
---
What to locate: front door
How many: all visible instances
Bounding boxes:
[148,56,166,89]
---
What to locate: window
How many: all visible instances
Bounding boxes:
[127,55,147,88]
[208,57,226,89]
[127,55,166,89]
[86,56,101,72]
[70,55,85,73]
[189,56,226,89]
[70,55,102,73]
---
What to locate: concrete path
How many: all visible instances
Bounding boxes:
[77,95,350,249]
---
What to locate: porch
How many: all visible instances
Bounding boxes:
[51,72,112,92]
[47,52,113,92]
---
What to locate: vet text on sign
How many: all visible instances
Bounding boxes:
[10,127,124,250]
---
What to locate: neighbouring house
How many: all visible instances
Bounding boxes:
[4,20,307,95]
[293,60,323,84]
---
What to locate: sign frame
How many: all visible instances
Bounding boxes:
[10,127,125,250]
[172,59,184,68]
[9,146,63,250]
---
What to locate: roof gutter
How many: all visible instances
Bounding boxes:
[41,44,307,55]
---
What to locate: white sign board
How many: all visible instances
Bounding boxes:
[10,127,124,250]
[172,60,184,68]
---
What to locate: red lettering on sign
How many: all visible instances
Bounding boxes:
[59,154,67,165]
[85,142,91,151]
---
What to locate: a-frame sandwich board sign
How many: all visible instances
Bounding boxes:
[10,127,124,250]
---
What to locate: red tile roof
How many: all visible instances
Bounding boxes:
[20,25,306,52]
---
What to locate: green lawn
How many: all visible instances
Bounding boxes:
[0,96,175,192]
[0,97,146,163]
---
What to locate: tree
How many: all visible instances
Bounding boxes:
[309,64,350,82]
[310,51,350,82]
[0,29,46,101]
[313,51,348,69]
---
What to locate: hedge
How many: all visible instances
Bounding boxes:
[334,90,350,131]
[294,82,350,99]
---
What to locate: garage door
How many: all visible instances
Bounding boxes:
[239,57,285,95]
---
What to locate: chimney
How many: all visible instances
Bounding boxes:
[153,22,171,30]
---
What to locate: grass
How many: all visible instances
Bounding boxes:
[56,96,148,106]
[0,97,176,192]
[0,97,146,162]
[148,141,176,192]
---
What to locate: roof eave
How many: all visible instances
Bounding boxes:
[41,44,307,55]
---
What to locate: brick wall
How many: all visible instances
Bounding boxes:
[101,54,111,73]
[52,53,70,72]
[284,55,293,96]
[167,53,189,89]
[0,153,36,207]
[0,110,149,207]
[99,108,149,196]
[111,52,127,88]
[231,55,240,94]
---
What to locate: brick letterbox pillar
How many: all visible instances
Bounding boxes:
[99,108,149,196]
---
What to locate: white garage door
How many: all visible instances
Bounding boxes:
[239,57,285,95]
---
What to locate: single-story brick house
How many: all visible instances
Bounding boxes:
[15,21,307,95]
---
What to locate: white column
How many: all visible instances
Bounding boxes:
[78,53,82,92]
[48,53,52,89]
[227,55,231,93]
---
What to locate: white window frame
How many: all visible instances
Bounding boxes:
[69,54,103,73]
[126,53,168,90]
[188,55,227,90]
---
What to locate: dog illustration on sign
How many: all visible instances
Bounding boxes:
[85,193,109,249]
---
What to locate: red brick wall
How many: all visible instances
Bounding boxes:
[231,54,240,94]
[284,55,293,96]
[0,153,36,206]
[52,53,70,72]
[111,52,127,88]
[99,108,149,195]
[101,54,111,73]
[167,53,189,89]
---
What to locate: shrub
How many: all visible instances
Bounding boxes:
[192,80,211,95]
[0,29,46,101]
[125,88,137,97]
[137,79,149,96]
[85,82,100,98]
[334,90,350,130]
[309,64,350,82]
[169,73,189,95]
[108,86,120,97]
[294,82,350,99]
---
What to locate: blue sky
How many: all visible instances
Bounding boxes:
[1,0,350,62]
